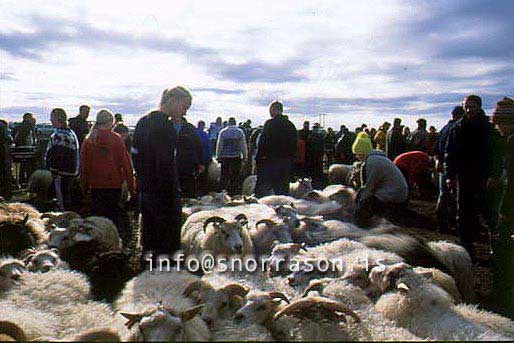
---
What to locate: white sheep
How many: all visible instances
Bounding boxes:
[234,292,360,341]
[242,175,257,196]
[0,201,41,219]
[359,233,473,301]
[208,159,221,187]
[371,263,512,341]
[2,269,92,315]
[115,269,211,341]
[41,211,82,229]
[0,257,26,292]
[289,178,313,198]
[327,163,353,185]
[250,219,293,256]
[181,208,261,256]
[299,281,424,341]
[0,300,61,341]
[27,169,53,203]
[23,247,70,273]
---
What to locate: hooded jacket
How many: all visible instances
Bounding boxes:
[360,150,409,204]
[80,129,135,193]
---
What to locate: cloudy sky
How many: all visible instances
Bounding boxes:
[1,0,513,130]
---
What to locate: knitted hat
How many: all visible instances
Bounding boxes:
[352,132,373,155]
[492,97,514,125]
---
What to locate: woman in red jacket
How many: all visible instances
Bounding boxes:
[80,109,135,242]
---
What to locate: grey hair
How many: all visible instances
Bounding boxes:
[160,86,192,107]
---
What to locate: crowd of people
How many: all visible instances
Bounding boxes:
[1,89,513,316]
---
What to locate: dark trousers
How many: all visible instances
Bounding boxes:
[220,157,242,196]
[436,172,457,232]
[491,217,514,318]
[179,174,198,199]
[140,192,182,259]
[354,194,407,228]
[90,188,129,245]
[54,175,74,211]
[197,160,211,196]
[254,158,291,197]
[456,176,488,259]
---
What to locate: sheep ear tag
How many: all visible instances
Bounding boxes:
[397,282,410,292]
[180,305,204,322]
[120,312,144,329]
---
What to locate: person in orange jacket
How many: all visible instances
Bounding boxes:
[80,109,135,242]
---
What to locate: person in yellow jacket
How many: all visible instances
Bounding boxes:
[374,121,391,152]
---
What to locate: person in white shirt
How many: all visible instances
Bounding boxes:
[216,117,248,195]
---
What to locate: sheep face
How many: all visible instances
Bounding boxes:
[47,224,96,250]
[369,262,412,293]
[204,216,248,255]
[0,260,25,280]
[184,281,249,326]
[267,243,307,277]
[287,260,340,287]
[25,248,66,273]
[234,292,289,325]
[121,304,203,341]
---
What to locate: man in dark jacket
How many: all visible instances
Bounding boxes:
[490,97,514,317]
[176,117,204,198]
[445,94,503,261]
[0,119,13,199]
[132,86,191,263]
[334,127,356,164]
[69,105,91,148]
[435,106,464,233]
[255,101,297,196]
[386,118,406,160]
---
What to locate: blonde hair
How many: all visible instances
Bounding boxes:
[86,109,114,143]
[160,86,192,107]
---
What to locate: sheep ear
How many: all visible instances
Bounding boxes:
[0,321,27,341]
[180,305,204,322]
[120,312,144,329]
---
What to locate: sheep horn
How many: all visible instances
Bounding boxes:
[272,297,360,323]
[234,214,248,226]
[268,291,290,304]
[255,219,276,228]
[183,280,207,298]
[221,283,249,297]
[0,321,27,341]
[179,304,204,322]
[119,312,144,330]
[203,216,226,232]
[302,280,327,297]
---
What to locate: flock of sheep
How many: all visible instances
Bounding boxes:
[1,168,514,341]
